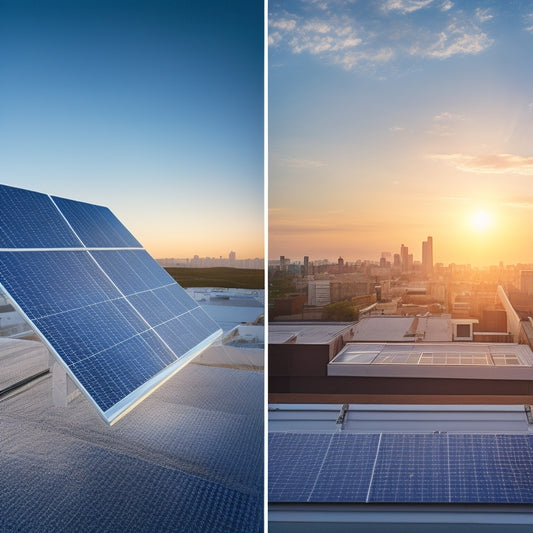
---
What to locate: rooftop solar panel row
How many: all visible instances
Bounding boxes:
[0,184,222,424]
[269,432,533,504]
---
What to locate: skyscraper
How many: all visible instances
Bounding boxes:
[303,255,309,276]
[401,244,408,272]
[422,236,434,276]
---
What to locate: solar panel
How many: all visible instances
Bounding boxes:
[269,432,533,504]
[268,432,332,502]
[448,434,533,503]
[309,433,379,502]
[0,184,222,424]
[368,433,449,502]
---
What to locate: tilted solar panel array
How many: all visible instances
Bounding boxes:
[269,432,533,503]
[0,184,222,424]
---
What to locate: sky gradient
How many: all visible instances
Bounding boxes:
[1,0,263,259]
[269,0,533,266]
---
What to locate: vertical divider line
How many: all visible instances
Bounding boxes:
[366,433,382,503]
[307,434,335,502]
[48,195,87,247]
[447,433,452,503]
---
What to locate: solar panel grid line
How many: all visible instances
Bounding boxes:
[365,432,382,503]
[306,433,335,502]
[446,433,452,503]
[49,193,97,249]
[310,434,380,502]
[0,247,143,252]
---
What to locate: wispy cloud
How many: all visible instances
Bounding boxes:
[269,13,366,69]
[429,153,533,175]
[523,12,533,33]
[475,8,493,23]
[502,196,533,210]
[410,19,492,59]
[382,0,434,14]
[428,111,465,135]
[270,2,493,72]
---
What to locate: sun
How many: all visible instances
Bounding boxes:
[471,210,493,232]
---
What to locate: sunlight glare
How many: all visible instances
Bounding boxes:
[471,210,493,232]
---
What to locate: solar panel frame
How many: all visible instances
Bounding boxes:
[0,185,222,424]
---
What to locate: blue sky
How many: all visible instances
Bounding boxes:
[269,0,533,265]
[0,0,263,259]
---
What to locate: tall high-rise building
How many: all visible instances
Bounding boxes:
[400,244,408,272]
[303,256,309,276]
[280,255,286,272]
[229,250,236,266]
[520,271,533,296]
[393,254,401,269]
[422,236,434,276]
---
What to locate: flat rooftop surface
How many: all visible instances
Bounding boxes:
[352,315,465,342]
[1,354,263,532]
[269,322,356,344]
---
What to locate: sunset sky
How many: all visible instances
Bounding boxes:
[1,0,263,259]
[269,0,533,266]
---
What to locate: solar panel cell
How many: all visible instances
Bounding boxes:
[33,300,144,366]
[448,434,533,503]
[369,433,449,503]
[90,250,150,295]
[0,186,82,248]
[51,196,142,248]
[268,433,333,502]
[0,251,119,320]
[310,433,379,502]
[127,291,177,327]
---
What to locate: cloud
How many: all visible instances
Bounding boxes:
[523,12,533,33]
[270,18,297,32]
[428,111,465,135]
[429,153,533,175]
[502,196,533,210]
[271,15,363,61]
[382,0,435,14]
[433,111,464,121]
[410,20,492,59]
[475,8,493,23]
[389,125,406,132]
[270,2,494,73]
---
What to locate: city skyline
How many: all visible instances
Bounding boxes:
[269,0,533,266]
[1,1,263,259]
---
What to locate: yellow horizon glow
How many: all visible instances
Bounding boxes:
[269,199,532,267]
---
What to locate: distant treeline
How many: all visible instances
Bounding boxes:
[165,267,264,289]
